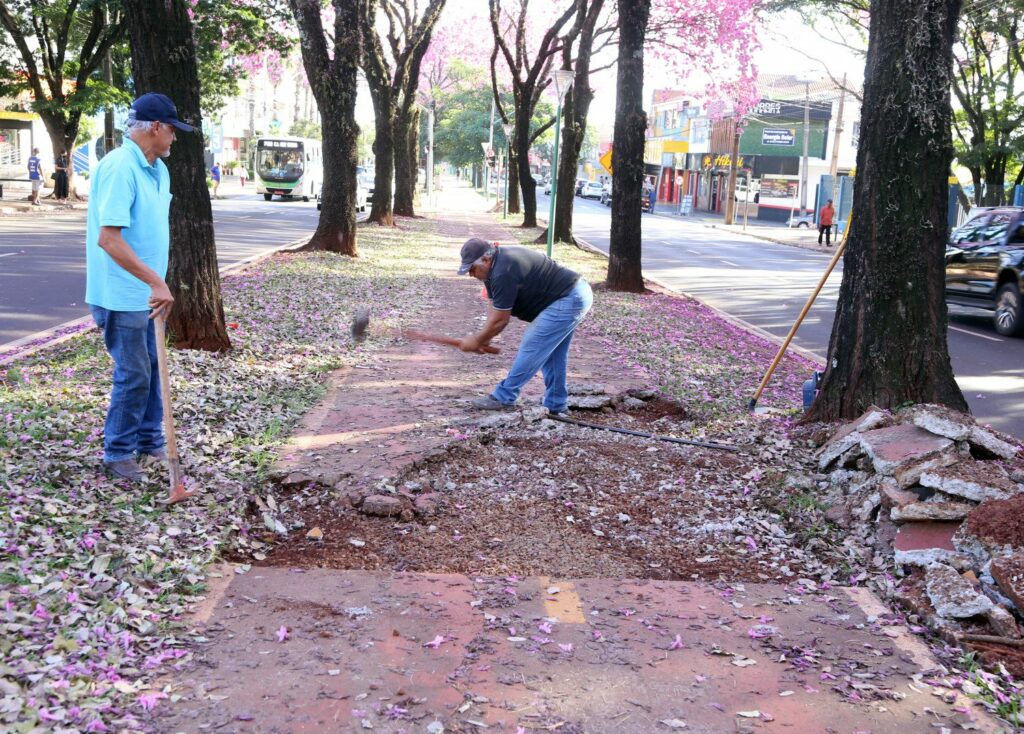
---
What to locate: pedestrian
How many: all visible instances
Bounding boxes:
[818,198,836,245]
[210,162,221,199]
[238,165,248,187]
[53,151,70,202]
[27,147,43,205]
[457,238,593,414]
[85,92,192,482]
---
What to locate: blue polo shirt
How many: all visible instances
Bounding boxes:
[85,138,172,312]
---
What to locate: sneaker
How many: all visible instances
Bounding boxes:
[470,395,517,411]
[104,458,144,482]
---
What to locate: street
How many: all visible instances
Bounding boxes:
[0,193,330,348]
[541,191,1024,437]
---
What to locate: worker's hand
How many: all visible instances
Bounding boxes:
[459,336,485,353]
[148,280,175,321]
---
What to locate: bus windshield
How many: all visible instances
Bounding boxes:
[257,140,304,182]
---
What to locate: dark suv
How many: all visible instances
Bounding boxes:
[945,207,1024,336]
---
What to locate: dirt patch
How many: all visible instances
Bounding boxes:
[965,494,1024,546]
[252,411,810,584]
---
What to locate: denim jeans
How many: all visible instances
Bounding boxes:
[90,306,164,462]
[491,279,593,412]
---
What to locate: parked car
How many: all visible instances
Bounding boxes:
[945,207,1024,336]
[788,212,815,228]
[318,168,368,212]
[580,181,604,200]
[600,181,612,206]
[574,178,588,197]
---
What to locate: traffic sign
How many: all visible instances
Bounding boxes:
[599,148,613,175]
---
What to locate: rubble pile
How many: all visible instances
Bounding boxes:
[816,404,1024,641]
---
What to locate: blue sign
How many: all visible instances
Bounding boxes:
[762,128,796,146]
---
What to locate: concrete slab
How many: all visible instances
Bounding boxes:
[148,568,1004,733]
[858,424,955,477]
[894,522,963,567]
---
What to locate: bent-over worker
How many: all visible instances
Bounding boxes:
[457,238,592,414]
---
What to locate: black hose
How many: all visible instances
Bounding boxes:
[547,413,739,453]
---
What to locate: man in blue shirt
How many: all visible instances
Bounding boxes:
[85,92,193,481]
[210,162,221,199]
[27,148,42,205]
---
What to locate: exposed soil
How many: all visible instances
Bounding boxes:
[965,494,1024,547]
[251,406,815,585]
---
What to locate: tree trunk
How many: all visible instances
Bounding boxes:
[606,0,649,293]
[805,0,967,421]
[369,99,396,225]
[123,0,231,352]
[393,107,416,216]
[507,148,520,214]
[515,114,538,227]
[290,0,361,255]
[553,0,604,245]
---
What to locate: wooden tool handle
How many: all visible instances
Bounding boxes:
[154,317,181,467]
[402,329,501,354]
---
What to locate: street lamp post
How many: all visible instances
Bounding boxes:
[501,121,512,219]
[546,68,574,258]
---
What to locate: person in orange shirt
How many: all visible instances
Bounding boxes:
[818,199,835,245]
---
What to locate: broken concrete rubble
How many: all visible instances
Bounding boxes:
[918,461,1019,503]
[857,423,955,476]
[815,405,892,470]
[908,404,1018,460]
[925,562,993,618]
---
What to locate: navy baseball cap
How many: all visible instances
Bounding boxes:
[458,238,496,274]
[130,93,194,132]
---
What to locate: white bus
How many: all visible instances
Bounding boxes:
[254,136,323,201]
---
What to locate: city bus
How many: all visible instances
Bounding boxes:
[254,136,323,202]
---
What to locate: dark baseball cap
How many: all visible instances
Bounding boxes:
[458,238,496,274]
[131,92,194,132]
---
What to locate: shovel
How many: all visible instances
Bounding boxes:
[153,316,196,504]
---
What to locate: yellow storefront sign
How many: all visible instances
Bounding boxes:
[0,111,39,121]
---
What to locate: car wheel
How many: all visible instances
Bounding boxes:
[798,222,809,228]
[263,193,272,201]
[303,195,310,202]
[994,283,1024,336]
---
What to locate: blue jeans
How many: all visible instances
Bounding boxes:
[90,306,164,462]
[491,279,593,412]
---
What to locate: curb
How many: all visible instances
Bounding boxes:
[0,235,310,367]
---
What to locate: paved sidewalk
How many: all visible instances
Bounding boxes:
[149,188,1005,733]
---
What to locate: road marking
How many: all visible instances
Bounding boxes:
[0,252,18,258]
[949,325,1003,342]
[719,258,741,267]
[539,577,586,623]
[687,249,701,255]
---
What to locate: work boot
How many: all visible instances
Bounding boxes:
[139,449,168,467]
[104,458,144,482]
[470,395,517,411]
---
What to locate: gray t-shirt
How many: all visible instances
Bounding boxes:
[485,246,579,322]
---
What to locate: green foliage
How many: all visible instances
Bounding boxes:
[288,118,322,139]
[75,117,97,147]
[432,63,553,169]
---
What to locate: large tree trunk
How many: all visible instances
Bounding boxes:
[806,0,967,421]
[290,0,361,255]
[515,114,538,227]
[606,0,649,293]
[369,100,396,225]
[393,107,417,216]
[507,148,520,214]
[553,0,604,245]
[123,0,231,352]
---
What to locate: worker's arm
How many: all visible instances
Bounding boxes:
[460,305,511,353]
[98,226,175,319]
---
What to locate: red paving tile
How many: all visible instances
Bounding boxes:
[893,521,961,552]
[148,568,1003,733]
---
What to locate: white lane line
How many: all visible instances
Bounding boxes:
[719,259,741,267]
[0,252,18,258]
[687,249,701,255]
[949,325,1003,342]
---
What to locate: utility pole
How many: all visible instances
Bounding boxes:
[801,80,811,214]
[829,73,847,178]
[724,120,741,225]
[485,97,495,202]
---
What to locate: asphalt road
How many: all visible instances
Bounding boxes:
[0,194,329,348]
[541,192,1024,438]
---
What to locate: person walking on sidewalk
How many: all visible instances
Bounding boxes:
[27,148,43,206]
[210,162,221,199]
[457,238,593,414]
[818,199,835,245]
[239,165,248,187]
[85,92,193,481]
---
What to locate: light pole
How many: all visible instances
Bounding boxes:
[501,121,512,219]
[546,68,573,258]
